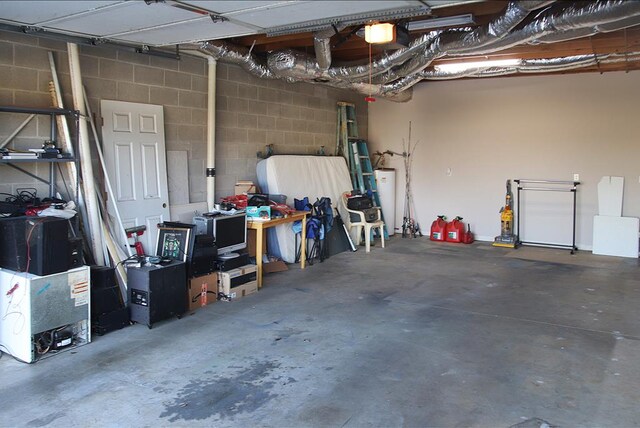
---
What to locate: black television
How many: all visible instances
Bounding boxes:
[212,213,247,260]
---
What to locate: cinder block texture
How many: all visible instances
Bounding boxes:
[0,30,368,207]
[215,63,368,200]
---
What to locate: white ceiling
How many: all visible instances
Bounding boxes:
[0,0,480,47]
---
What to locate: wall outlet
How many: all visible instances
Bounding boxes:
[446,167,452,176]
[573,173,580,181]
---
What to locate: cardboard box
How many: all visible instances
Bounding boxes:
[226,280,258,299]
[263,260,288,273]
[247,229,267,258]
[187,272,218,311]
[218,264,257,296]
[246,205,271,220]
[235,181,257,195]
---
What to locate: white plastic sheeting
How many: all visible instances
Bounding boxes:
[256,155,352,263]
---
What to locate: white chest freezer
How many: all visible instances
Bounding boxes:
[0,266,91,363]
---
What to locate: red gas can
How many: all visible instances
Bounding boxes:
[445,216,465,243]
[463,224,475,244]
[430,215,447,241]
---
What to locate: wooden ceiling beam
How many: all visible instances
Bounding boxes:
[223,4,640,80]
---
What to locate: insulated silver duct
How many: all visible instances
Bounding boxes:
[441,1,555,53]
[419,52,640,80]
[327,31,441,81]
[453,0,640,55]
[380,0,640,97]
[314,24,346,70]
[200,41,276,79]
[274,0,553,84]
[268,49,324,80]
[533,14,640,43]
[359,0,555,85]
[199,0,640,102]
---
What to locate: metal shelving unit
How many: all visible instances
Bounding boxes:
[0,106,80,197]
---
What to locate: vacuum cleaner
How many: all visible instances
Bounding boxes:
[493,179,518,248]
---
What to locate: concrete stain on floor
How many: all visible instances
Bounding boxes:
[3,239,640,426]
[159,360,286,422]
[26,411,66,427]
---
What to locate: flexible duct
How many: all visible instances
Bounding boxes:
[271,1,553,84]
[200,41,276,79]
[369,0,553,86]
[380,0,640,97]
[452,0,640,55]
[419,52,640,80]
[425,52,640,80]
[327,31,441,81]
[268,49,324,80]
[533,14,640,43]
[441,1,555,53]
[314,24,346,70]
[198,0,640,101]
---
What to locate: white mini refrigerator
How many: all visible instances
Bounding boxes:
[0,266,91,363]
[375,169,396,235]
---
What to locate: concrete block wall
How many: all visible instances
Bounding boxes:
[214,62,368,200]
[0,30,209,204]
[1,29,369,206]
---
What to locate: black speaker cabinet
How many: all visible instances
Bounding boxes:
[128,261,186,328]
[0,216,70,276]
[90,265,125,329]
[90,265,117,289]
[92,286,122,314]
[190,235,217,277]
[93,307,130,336]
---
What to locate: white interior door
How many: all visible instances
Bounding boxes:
[101,100,170,256]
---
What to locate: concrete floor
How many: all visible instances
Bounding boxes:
[1,238,639,427]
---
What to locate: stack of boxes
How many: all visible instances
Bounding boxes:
[217,264,258,300]
[187,262,258,310]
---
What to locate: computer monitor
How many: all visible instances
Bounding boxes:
[212,213,247,259]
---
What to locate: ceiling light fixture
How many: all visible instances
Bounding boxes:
[434,58,522,73]
[406,14,475,31]
[364,22,395,44]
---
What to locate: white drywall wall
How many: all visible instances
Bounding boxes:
[368,72,640,249]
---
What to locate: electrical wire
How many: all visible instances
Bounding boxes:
[24,219,44,274]
[0,344,30,364]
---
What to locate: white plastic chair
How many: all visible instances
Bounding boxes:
[341,191,385,253]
